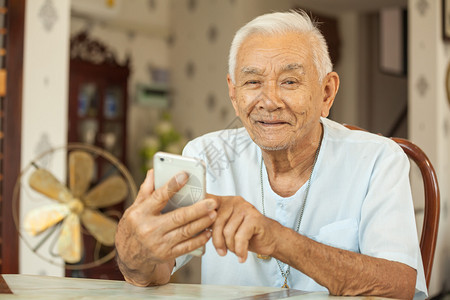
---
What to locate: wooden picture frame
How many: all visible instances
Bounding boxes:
[443,0,450,40]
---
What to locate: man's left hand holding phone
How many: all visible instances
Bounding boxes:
[115,152,218,286]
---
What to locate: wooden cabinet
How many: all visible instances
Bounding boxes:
[68,33,129,175]
[68,60,129,172]
[67,32,129,280]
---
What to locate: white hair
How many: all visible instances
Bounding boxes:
[228,10,332,84]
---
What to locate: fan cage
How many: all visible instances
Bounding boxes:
[12,143,137,270]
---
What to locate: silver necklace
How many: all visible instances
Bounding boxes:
[258,141,321,288]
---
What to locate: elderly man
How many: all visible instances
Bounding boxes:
[115,10,427,299]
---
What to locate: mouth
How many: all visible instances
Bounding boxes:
[256,120,289,126]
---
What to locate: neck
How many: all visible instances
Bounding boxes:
[262,124,323,197]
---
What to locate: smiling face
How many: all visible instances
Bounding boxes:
[227,32,338,151]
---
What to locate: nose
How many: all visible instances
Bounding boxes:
[257,81,284,112]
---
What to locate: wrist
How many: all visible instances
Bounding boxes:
[271,224,301,261]
[116,252,158,285]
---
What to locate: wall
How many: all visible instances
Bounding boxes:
[169,0,243,140]
[20,0,70,276]
[331,11,360,127]
[357,12,408,137]
[409,0,450,295]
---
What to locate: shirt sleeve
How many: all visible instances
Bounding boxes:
[358,143,427,297]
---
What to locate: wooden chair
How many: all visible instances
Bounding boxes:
[344,124,440,288]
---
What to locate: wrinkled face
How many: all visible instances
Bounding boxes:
[228,32,334,151]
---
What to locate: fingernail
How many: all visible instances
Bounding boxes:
[217,248,226,256]
[175,172,188,185]
[146,169,153,180]
[206,230,212,238]
[208,211,217,220]
[238,257,245,263]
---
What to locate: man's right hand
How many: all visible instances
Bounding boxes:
[115,169,218,286]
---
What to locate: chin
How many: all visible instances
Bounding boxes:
[256,140,292,151]
[259,144,287,151]
[250,134,294,151]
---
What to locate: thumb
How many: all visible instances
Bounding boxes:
[134,169,155,205]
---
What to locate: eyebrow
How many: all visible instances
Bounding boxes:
[240,66,263,76]
[282,63,305,73]
[239,64,305,76]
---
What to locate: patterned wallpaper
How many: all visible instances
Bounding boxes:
[21,0,71,276]
[408,0,450,294]
[169,0,241,140]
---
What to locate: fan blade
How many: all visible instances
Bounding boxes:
[83,175,128,208]
[57,213,82,264]
[24,204,70,236]
[80,208,117,246]
[29,169,73,203]
[69,150,94,198]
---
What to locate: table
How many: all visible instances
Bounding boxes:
[0,274,388,299]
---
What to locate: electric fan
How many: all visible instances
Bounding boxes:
[12,143,137,269]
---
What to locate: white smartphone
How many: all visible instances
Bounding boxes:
[153,152,207,256]
[154,152,206,213]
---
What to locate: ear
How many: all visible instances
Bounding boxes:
[227,74,239,116]
[320,71,340,118]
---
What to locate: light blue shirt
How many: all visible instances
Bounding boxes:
[177,117,427,298]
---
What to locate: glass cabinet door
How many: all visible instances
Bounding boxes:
[103,85,123,120]
[100,122,122,158]
[77,83,100,145]
[78,82,99,118]
[78,119,98,145]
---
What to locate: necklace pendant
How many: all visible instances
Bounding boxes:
[256,254,271,260]
[281,276,289,288]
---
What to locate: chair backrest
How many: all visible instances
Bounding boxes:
[344,124,440,288]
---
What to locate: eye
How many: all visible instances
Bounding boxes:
[282,79,297,85]
[245,80,260,85]
[281,78,300,89]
